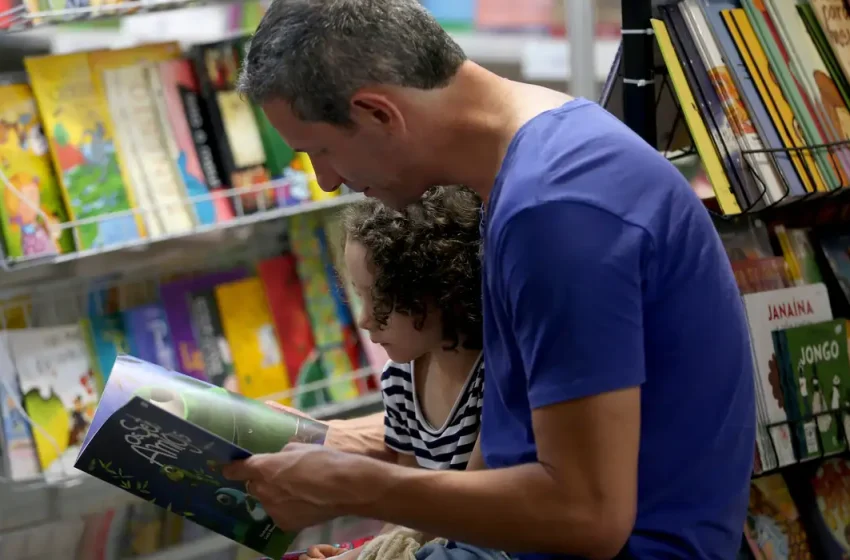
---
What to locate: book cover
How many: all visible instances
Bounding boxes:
[75,355,328,556]
[156,58,228,225]
[160,58,234,223]
[722,7,828,195]
[8,324,98,481]
[741,0,845,190]
[86,310,129,385]
[747,474,813,558]
[650,18,742,215]
[257,254,326,406]
[680,0,792,204]
[742,284,833,471]
[731,257,792,294]
[187,288,233,388]
[764,0,850,180]
[0,75,74,259]
[25,52,144,250]
[806,458,850,557]
[102,64,195,239]
[289,214,360,403]
[123,304,177,371]
[773,319,850,460]
[214,277,291,402]
[160,268,248,381]
[0,331,40,480]
[189,40,274,215]
[661,6,760,211]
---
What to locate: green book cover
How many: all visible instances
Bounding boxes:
[775,319,850,461]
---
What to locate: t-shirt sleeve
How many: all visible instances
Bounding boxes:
[495,201,650,409]
[379,362,414,454]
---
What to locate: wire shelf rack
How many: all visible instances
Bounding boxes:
[0,173,362,292]
[0,266,383,538]
[0,0,213,31]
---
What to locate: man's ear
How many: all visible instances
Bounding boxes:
[350,92,404,131]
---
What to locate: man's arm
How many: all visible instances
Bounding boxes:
[342,203,646,557]
[326,412,396,462]
[267,402,394,461]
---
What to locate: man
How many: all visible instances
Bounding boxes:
[223,1,756,558]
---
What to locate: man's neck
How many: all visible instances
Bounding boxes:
[424,62,573,201]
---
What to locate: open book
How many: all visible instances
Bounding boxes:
[74,354,328,557]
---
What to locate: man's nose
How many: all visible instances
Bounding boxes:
[314,163,343,193]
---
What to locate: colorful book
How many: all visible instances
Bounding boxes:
[24,53,144,250]
[0,74,74,259]
[742,284,833,471]
[807,458,850,558]
[8,324,97,481]
[214,277,291,402]
[159,268,248,381]
[123,304,177,371]
[747,474,814,558]
[157,58,232,225]
[773,319,850,460]
[75,355,328,557]
[0,331,40,480]
[189,40,274,215]
[257,255,328,408]
[187,288,233,388]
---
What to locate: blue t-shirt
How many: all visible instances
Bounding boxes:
[480,99,755,559]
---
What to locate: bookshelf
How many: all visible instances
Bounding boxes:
[601,1,850,557]
[0,1,611,559]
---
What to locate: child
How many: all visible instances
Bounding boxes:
[303,186,485,560]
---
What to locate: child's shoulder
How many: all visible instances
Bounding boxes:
[380,359,412,381]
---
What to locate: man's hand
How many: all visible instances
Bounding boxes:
[222,443,382,531]
[264,402,393,461]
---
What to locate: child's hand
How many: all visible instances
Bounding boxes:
[299,544,347,560]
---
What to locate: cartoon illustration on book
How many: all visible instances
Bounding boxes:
[0,81,74,258]
[811,458,850,556]
[77,355,329,556]
[9,324,97,480]
[3,172,62,256]
[748,475,813,559]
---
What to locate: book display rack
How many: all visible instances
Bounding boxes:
[603,1,850,556]
[0,1,616,557]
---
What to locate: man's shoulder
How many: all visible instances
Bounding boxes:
[489,100,705,250]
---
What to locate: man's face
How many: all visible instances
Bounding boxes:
[261,98,430,210]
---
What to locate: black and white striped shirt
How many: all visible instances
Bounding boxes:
[381,355,484,470]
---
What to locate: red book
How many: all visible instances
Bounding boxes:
[258,254,319,391]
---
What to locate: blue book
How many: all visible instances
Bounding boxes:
[123,304,177,370]
[75,355,329,557]
[422,0,475,29]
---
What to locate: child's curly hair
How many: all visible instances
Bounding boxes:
[340,186,483,351]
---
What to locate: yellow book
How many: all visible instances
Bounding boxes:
[723,9,827,194]
[88,43,184,236]
[652,19,742,215]
[86,42,182,94]
[0,80,74,258]
[773,225,804,285]
[215,277,292,403]
[25,53,146,250]
[296,152,338,201]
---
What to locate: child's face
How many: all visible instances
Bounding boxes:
[344,240,443,363]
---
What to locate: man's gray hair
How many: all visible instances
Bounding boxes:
[237,0,467,126]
